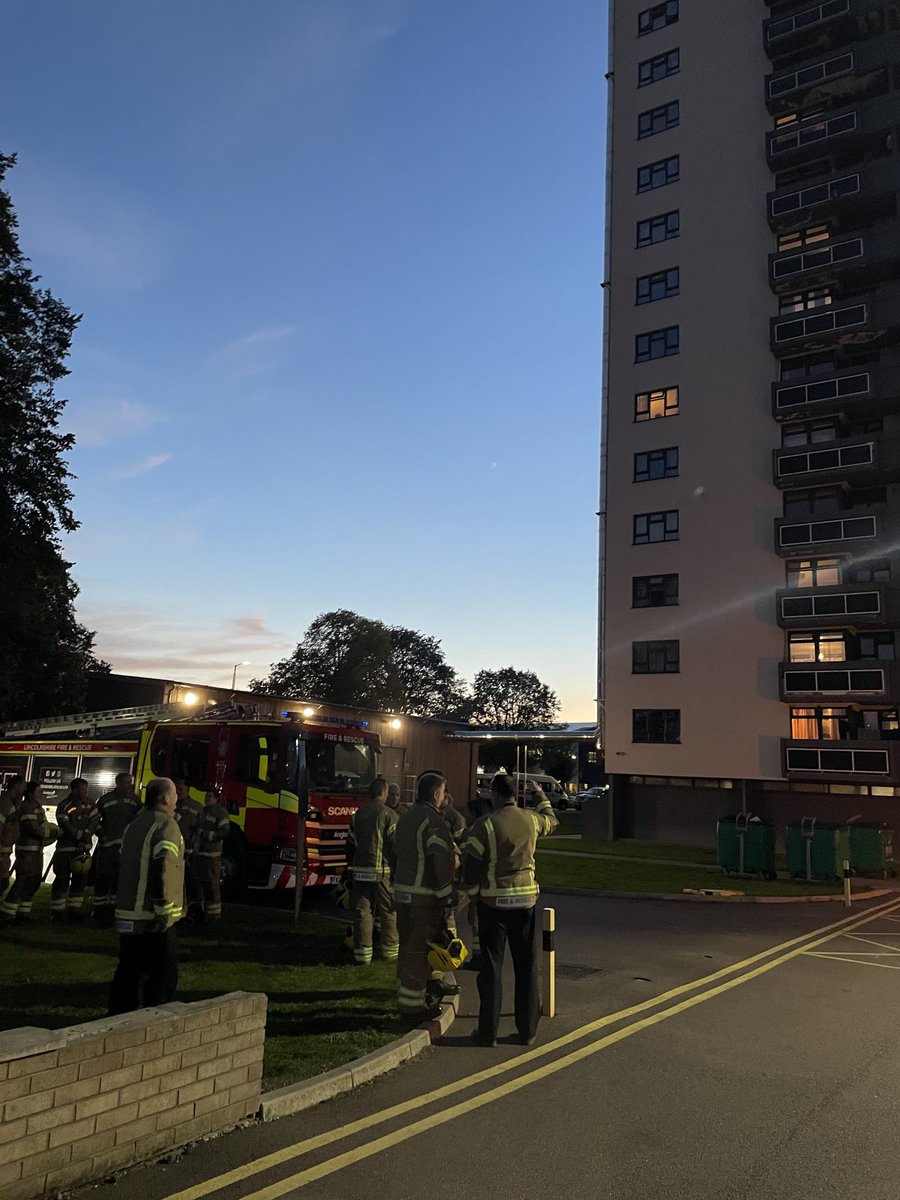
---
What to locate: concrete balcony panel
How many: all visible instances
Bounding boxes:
[766,41,894,114]
[773,432,900,488]
[776,582,899,628]
[772,361,900,421]
[775,511,878,554]
[767,160,899,233]
[782,737,900,781]
[779,658,900,701]
[770,222,900,294]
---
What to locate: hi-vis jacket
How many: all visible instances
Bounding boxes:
[114,808,185,933]
[96,790,141,849]
[195,803,230,858]
[392,801,455,903]
[55,799,99,855]
[462,795,558,909]
[346,801,398,881]
[15,798,56,855]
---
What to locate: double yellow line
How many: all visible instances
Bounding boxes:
[167,895,900,1200]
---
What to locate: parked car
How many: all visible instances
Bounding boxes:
[569,785,609,811]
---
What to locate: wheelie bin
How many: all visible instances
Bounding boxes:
[785,817,850,881]
[717,813,776,879]
[847,822,894,877]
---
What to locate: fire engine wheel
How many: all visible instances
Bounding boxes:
[220,832,247,901]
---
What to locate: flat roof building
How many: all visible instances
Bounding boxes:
[599,0,900,843]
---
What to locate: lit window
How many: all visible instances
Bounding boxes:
[786,558,841,588]
[635,386,679,421]
[779,287,832,314]
[777,224,830,252]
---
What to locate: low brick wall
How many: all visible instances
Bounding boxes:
[0,991,266,1200]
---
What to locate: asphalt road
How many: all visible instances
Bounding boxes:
[72,893,900,1200]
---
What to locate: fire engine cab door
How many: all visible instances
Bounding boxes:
[381,747,405,788]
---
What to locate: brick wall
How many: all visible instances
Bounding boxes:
[0,991,266,1200]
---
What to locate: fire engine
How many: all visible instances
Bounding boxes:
[0,703,381,893]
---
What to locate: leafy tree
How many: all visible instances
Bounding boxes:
[468,667,560,729]
[251,609,465,717]
[0,152,104,722]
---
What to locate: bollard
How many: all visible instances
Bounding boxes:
[843,858,852,909]
[542,907,556,1018]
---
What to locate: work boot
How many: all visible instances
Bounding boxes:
[470,1029,497,1048]
[426,979,461,1000]
[514,1033,537,1047]
[398,1004,443,1029]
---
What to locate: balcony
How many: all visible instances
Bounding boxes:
[775,511,878,554]
[766,42,892,114]
[764,0,870,62]
[766,94,900,172]
[767,159,899,233]
[782,738,900,781]
[776,582,899,628]
[772,360,900,421]
[779,659,900,701]
[769,223,900,294]
[772,432,900,488]
[771,285,900,355]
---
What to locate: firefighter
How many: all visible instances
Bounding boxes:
[392,771,457,1023]
[108,777,184,1014]
[92,773,141,923]
[462,772,558,1047]
[193,787,230,924]
[1,781,57,924]
[174,779,204,920]
[0,775,25,897]
[345,776,399,965]
[51,779,99,922]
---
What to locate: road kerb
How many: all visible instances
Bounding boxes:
[258,981,459,1122]
[541,885,893,904]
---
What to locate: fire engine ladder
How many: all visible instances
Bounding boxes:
[1,704,186,737]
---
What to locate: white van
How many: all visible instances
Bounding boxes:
[506,772,568,809]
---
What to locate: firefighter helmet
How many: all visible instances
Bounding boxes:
[71,853,92,877]
[427,930,468,974]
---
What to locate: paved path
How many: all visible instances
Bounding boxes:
[72,893,900,1200]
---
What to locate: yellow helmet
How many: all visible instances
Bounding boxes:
[427,931,468,974]
[72,853,92,877]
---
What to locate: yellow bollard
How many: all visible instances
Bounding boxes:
[542,907,556,1018]
[843,858,852,909]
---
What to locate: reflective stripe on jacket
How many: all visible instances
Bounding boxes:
[194,804,230,858]
[55,800,99,854]
[114,808,185,932]
[346,801,397,878]
[462,798,558,907]
[96,791,141,848]
[16,800,54,852]
[392,802,454,900]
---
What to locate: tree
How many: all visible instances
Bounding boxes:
[468,667,560,729]
[0,153,104,722]
[251,609,465,717]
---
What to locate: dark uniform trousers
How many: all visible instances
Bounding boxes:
[476,901,540,1042]
[351,879,399,963]
[108,928,179,1014]
[3,849,43,914]
[0,851,11,895]
[194,856,222,921]
[396,898,446,1014]
[50,852,88,913]
[92,845,122,914]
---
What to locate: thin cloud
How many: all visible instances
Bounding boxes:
[66,397,167,447]
[78,604,294,687]
[211,325,296,378]
[112,453,172,481]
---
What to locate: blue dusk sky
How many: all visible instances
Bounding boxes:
[2,1,607,718]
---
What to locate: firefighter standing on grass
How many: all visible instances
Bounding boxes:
[1,781,57,924]
[345,777,399,965]
[392,772,459,1023]
[193,787,230,923]
[92,773,141,923]
[0,775,25,897]
[51,779,99,923]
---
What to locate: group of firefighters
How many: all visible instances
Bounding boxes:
[0,772,231,928]
[347,770,559,1045]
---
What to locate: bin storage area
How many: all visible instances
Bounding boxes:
[717,813,776,879]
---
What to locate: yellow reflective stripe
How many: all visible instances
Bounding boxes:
[155,840,180,855]
[466,837,485,857]
[482,883,538,897]
[116,820,155,920]
[414,817,427,890]
[485,819,497,893]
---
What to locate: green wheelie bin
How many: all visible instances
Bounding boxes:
[717,813,776,879]
[786,817,850,881]
[847,822,894,877]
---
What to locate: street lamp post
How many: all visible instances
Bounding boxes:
[231,660,250,690]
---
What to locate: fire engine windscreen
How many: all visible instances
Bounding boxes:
[306,738,377,792]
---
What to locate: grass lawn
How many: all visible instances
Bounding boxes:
[537,853,842,897]
[543,838,718,864]
[0,888,398,1090]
